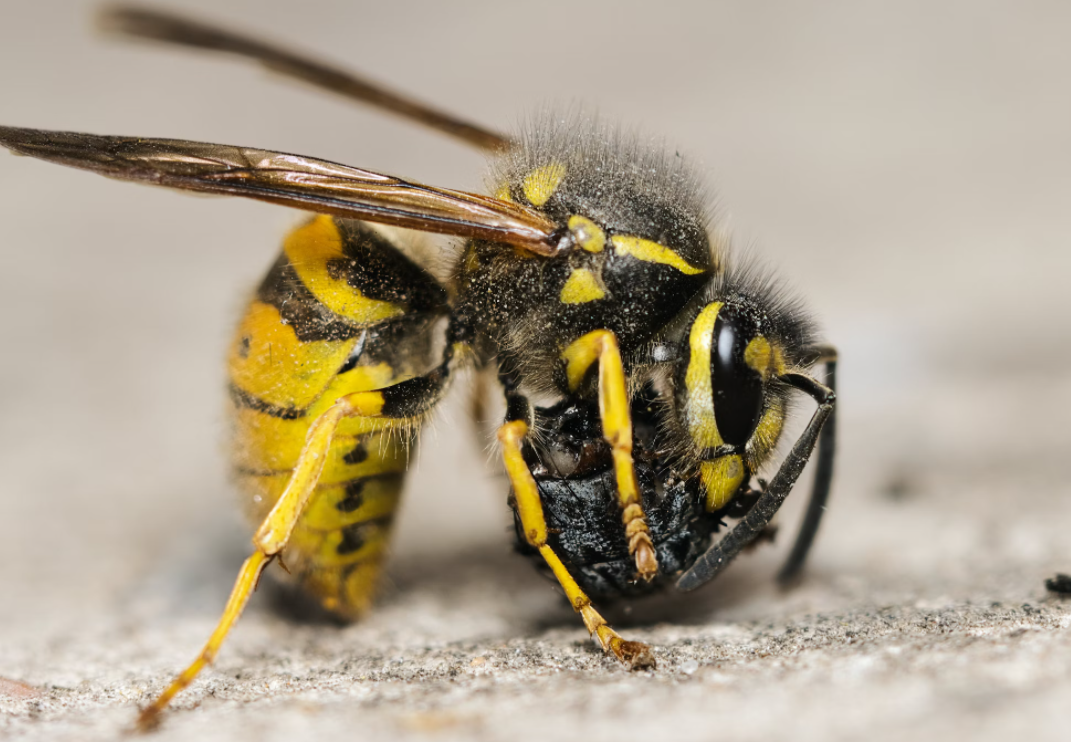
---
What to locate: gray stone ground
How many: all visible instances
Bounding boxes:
[2,2,1070,741]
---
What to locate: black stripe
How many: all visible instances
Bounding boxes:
[342,440,369,465]
[228,383,305,419]
[336,517,392,556]
[336,472,406,513]
[256,254,366,342]
[333,220,449,312]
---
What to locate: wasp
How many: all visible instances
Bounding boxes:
[0,6,837,728]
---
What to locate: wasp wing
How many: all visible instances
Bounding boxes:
[99,6,511,151]
[0,127,563,254]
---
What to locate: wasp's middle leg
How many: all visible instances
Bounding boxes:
[497,376,655,669]
[560,329,657,580]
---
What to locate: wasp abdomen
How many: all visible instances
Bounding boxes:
[228,215,447,617]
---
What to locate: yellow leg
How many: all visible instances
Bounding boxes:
[136,389,389,731]
[498,420,655,669]
[136,551,271,730]
[561,330,658,580]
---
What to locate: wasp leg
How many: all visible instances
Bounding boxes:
[137,370,451,730]
[560,330,658,580]
[498,412,656,670]
[676,372,836,592]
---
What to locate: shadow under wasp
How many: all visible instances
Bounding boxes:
[0,5,836,729]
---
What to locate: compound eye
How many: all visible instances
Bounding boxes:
[710,308,766,448]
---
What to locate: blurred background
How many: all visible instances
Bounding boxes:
[1,2,1069,740]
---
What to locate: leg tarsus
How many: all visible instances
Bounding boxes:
[135,551,273,732]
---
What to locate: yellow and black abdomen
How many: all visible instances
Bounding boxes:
[226,215,448,618]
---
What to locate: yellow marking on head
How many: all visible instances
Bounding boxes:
[744,336,772,378]
[522,162,567,207]
[700,455,745,511]
[610,235,706,275]
[284,215,405,325]
[749,401,786,466]
[744,336,786,381]
[683,302,724,448]
[568,215,606,253]
[494,183,513,202]
[560,268,606,304]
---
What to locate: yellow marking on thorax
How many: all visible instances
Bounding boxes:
[684,302,724,448]
[229,301,358,411]
[284,215,405,325]
[611,235,706,275]
[522,163,567,207]
[568,215,606,253]
[494,182,513,202]
[701,455,745,511]
[560,268,606,304]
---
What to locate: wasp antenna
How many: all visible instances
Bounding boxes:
[98,5,512,151]
[677,369,836,592]
[777,350,838,585]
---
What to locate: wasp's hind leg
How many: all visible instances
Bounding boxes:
[136,366,453,731]
[497,375,655,670]
[560,330,658,580]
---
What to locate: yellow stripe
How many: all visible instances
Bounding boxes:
[228,302,359,410]
[560,268,606,304]
[700,455,745,511]
[568,215,606,253]
[284,215,405,325]
[231,362,406,475]
[684,302,724,448]
[611,234,706,275]
[522,163,567,207]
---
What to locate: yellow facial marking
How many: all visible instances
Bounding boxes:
[568,215,606,253]
[522,163,567,207]
[560,268,606,304]
[749,401,786,466]
[744,337,772,378]
[700,455,745,512]
[684,302,724,448]
[494,182,513,202]
[610,235,706,275]
[284,216,405,325]
[744,336,786,381]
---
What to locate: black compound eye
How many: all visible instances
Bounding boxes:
[711,306,766,447]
